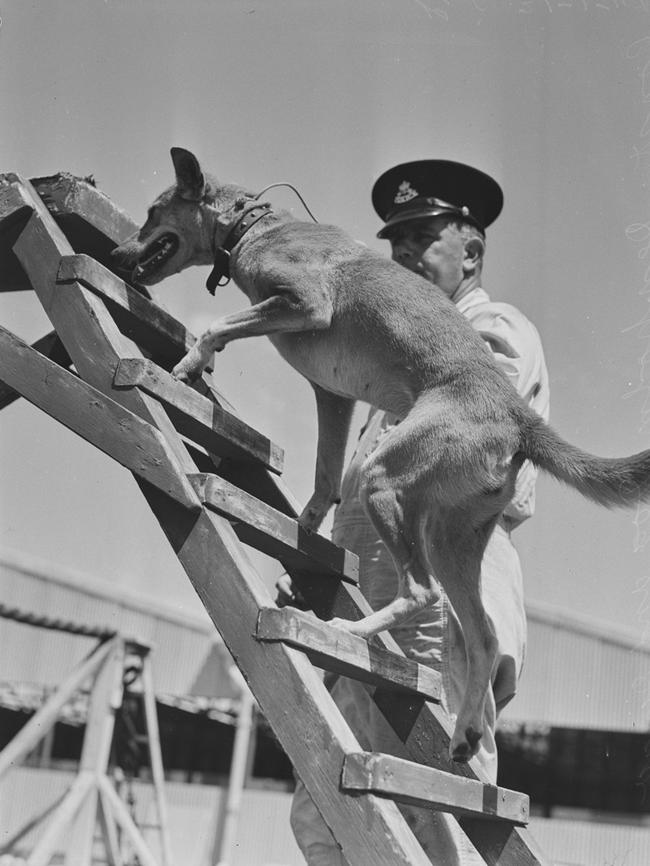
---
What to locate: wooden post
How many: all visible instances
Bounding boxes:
[64,638,125,866]
[27,771,96,866]
[98,787,124,866]
[98,776,161,866]
[140,650,173,866]
[0,639,115,779]
[214,686,256,866]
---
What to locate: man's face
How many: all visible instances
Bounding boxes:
[386,216,467,297]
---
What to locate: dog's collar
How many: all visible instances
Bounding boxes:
[206,202,274,295]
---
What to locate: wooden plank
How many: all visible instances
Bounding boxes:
[364,685,551,865]
[189,473,358,584]
[459,817,550,866]
[114,358,284,474]
[57,254,194,366]
[97,789,123,866]
[342,752,529,825]
[257,607,440,701]
[140,653,173,866]
[0,176,37,291]
[7,174,431,866]
[28,771,96,866]
[0,172,150,296]
[0,330,71,411]
[9,180,198,484]
[0,325,200,511]
[31,173,142,260]
[0,639,116,779]
[67,639,124,866]
[97,778,161,866]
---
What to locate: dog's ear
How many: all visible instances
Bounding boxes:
[170,147,206,201]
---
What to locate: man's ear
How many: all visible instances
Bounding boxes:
[170,147,206,201]
[463,236,485,274]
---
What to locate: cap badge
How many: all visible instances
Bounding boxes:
[394,181,419,205]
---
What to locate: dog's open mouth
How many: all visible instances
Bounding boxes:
[133,233,179,280]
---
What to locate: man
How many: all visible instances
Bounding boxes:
[284,160,550,865]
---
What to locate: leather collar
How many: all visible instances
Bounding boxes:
[206,202,273,295]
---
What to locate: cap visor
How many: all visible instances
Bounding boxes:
[376,207,469,239]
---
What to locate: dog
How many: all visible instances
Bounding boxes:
[112,148,650,762]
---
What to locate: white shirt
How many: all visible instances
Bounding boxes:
[456,287,550,525]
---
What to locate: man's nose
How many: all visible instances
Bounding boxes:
[391,243,414,266]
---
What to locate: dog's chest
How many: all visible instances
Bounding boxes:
[268,331,416,415]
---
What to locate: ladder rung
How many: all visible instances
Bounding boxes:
[256,607,440,702]
[114,358,284,475]
[57,253,195,364]
[0,325,200,513]
[0,330,71,410]
[189,473,359,583]
[342,751,529,826]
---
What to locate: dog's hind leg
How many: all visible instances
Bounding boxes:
[328,393,520,760]
[327,399,453,638]
[428,507,503,761]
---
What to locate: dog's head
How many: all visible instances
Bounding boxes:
[111,148,256,285]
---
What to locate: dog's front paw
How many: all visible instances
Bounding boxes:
[327,616,354,632]
[297,505,325,534]
[298,491,338,533]
[172,346,209,384]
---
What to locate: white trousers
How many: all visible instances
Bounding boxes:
[289,517,526,866]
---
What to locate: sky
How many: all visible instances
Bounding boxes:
[1,0,650,651]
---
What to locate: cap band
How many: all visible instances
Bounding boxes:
[378,196,483,238]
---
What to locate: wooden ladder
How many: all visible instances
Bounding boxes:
[0,171,551,866]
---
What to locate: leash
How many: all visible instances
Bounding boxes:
[205,182,319,295]
[255,182,319,223]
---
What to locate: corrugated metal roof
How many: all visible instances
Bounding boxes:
[0,550,242,700]
[2,549,649,729]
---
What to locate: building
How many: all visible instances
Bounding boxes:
[1,550,649,865]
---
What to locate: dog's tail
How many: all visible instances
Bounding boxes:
[517,407,650,508]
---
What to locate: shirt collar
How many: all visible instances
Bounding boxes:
[453,285,491,315]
